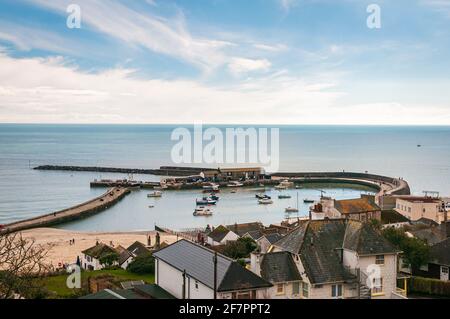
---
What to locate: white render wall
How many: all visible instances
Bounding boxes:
[156,259,214,299]
[81,255,102,271]
[358,254,398,299]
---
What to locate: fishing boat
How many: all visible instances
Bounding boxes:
[147,191,163,198]
[193,207,213,217]
[209,194,220,201]
[196,197,217,206]
[203,184,220,193]
[227,181,244,187]
[258,198,274,205]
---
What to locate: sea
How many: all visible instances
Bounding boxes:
[0,124,449,232]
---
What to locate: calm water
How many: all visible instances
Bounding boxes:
[0,124,449,231]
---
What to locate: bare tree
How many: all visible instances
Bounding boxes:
[0,232,51,299]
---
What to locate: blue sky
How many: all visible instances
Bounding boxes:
[0,0,449,124]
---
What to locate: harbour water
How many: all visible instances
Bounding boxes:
[1,124,449,231]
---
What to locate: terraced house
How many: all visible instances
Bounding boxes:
[251,219,406,299]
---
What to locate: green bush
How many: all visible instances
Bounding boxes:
[221,237,257,259]
[409,277,450,297]
[127,254,155,275]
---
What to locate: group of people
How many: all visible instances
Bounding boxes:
[69,238,76,245]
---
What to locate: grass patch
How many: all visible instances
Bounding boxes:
[42,269,154,299]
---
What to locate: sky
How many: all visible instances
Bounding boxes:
[0,0,449,124]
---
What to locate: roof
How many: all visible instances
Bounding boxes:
[343,220,399,256]
[334,197,380,215]
[82,244,118,259]
[409,227,446,245]
[80,285,175,300]
[264,233,283,245]
[118,249,134,266]
[414,218,440,227]
[430,238,450,266]
[127,241,151,257]
[272,219,399,285]
[260,252,302,283]
[245,230,264,240]
[397,196,441,204]
[153,240,272,292]
[381,210,410,224]
[208,225,231,243]
[80,288,144,300]
[133,284,176,299]
[226,222,263,237]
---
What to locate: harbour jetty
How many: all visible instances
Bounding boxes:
[34,165,206,177]
[1,187,130,233]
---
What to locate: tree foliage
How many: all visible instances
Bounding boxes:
[127,254,155,274]
[221,237,257,259]
[382,227,430,270]
[99,253,119,268]
[0,232,51,299]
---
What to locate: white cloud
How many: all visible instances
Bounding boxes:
[1,53,449,125]
[279,0,299,12]
[228,58,272,75]
[253,43,288,52]
[0,53,345,124]
[25,0,232,71]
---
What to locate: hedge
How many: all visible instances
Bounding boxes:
[409,276,450,297]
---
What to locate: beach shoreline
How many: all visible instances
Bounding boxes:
[19,228,178,268]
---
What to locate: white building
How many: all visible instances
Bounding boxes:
[207,225,240,246]
[251,219,406,299]
[395,196,446,224]
[81,243,119,271]
[153,240,272,299]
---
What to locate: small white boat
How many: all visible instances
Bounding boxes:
[148,191,163,198]
[274,185,287,190]
[227,181,244,187]
[258,198,274,205]
[193,207,213,217]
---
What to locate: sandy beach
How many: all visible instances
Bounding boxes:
[20,228,178,268]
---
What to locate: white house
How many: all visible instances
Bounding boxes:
[251,251,302,299]
[252,219,406,299]
[395,196,446,224]
[207,225,240,246]
[81,243,119,271]
[153,240,272,299]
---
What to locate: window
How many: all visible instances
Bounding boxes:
[195,281,199,289]
[331,284,343,298]
[372,277,383,294]
[276,283,285,295]
[292,282,300,295]
[302,282,309,298]
[375,255,385,265]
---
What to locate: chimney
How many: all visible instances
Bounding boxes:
[250,252,262,276]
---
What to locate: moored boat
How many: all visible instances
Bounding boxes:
[196,197,217,205]
[193,207,213,216]
[227,181,244,187]
[303,199,315,204]
[278,194,292,199]
[148,191,163,198]
[258,198,274,205]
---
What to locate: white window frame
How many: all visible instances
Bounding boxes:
[375,255,385,265]
[331,284,343,299]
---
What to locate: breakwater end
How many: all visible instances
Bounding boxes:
[1,187,130,233]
